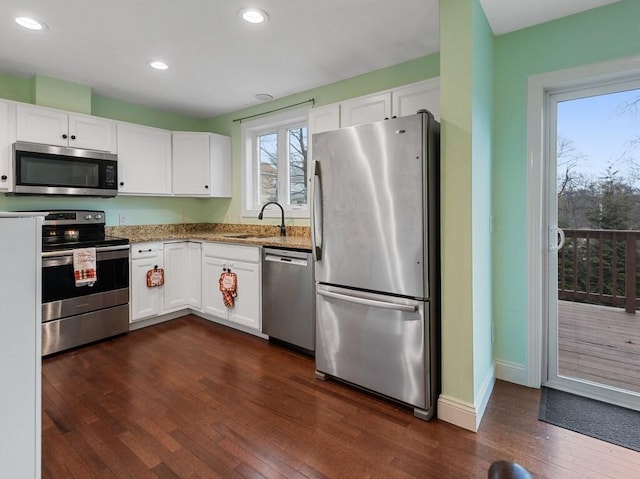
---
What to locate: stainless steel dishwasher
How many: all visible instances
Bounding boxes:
[262,247,315,354]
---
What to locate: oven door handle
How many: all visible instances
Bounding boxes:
[42,245,130,268]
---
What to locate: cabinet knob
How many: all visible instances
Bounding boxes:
[70,135,76,140]
[120,181,124,186]
[205,185,209,189]
[1,175,7,181]
[62,134,68,139]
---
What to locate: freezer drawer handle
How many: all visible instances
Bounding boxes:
[317,289,417,312]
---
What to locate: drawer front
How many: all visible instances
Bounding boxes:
[202,243,259,263]
[131,243,163,259]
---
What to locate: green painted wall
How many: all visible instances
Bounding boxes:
[492,0,640,368]
[206,55,440,225]
[0,72,32,103]
[91,94,208,132]
[32,75,91,114]
[471,0,494,403]
[440,0,475,404]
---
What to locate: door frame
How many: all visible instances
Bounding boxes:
[526,55,640,391]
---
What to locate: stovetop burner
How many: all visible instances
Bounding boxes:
[39,209,129,252]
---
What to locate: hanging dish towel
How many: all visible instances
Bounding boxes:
[73,248,97,287]
[146,267,165,287]
[219,270,237,308]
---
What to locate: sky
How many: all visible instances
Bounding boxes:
[557,87,640,185]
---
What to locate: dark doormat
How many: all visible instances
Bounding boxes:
[539,386,640,452]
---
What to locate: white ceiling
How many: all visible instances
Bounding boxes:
[0,0,620,119]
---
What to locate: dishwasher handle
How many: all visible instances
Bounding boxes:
[265,254,308,267]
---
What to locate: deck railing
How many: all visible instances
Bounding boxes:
[558,229,640,313]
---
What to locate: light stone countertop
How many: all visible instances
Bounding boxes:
[106,223,312,251]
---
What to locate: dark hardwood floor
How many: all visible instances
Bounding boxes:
[42,315,640,478]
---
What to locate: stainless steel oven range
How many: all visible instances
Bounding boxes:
[40,210,129,355]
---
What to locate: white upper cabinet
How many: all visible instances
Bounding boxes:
[0,100,16,192]
[392,78,441,120]
[16,103,116,152]
[116,122,172,195]
[340,92,392,127]
[308,104,340,135]
[172,131,231,197]
[336,78,441,128]
[209,132,232,197]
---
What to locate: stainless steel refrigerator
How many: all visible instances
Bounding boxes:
[311,111,439,420]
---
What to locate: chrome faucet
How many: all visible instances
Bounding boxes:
[258,201,286,236]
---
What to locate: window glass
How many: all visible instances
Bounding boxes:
[258,132,278,204]
[241,108,309,218]
[288,126,307,205]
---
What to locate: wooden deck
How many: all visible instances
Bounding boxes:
[558,300,640,393]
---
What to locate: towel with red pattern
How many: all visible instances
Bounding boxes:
[73,248,97,287]
[219,270,237,308]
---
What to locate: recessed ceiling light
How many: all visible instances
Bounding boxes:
[255,93,274,101]
[15,16,47,31]
[240,8,268,24]
[148,60,169,70]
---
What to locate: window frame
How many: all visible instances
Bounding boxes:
[241,106,310,218]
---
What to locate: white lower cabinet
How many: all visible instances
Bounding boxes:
[201,243,261,332]
[163,241,201,312]
[130,241,260,334]
[130,243,164,322]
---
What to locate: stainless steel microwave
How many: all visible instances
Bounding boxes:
[12,141,118,197]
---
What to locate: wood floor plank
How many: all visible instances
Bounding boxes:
[42,315,640,479]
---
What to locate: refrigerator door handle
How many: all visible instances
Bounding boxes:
[312,160,323,261]
[317,289,417,313]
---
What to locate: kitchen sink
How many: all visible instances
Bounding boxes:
[222,233,253,238]
[222,233,272,239]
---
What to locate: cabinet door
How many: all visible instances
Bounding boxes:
[228,260,261,330]
[68,114,116,152]
[308,104,340,135]
[201,255,228,319]
[209,133,232,197]
[392,78,441,120]
[16,104,68,146]
[117,122,172,195]
[131,255,164,321]
[0,101,15,192]
[340,92,392,127]
[187,242,202,310]
[172,132,211,196]
[163,242,188,311]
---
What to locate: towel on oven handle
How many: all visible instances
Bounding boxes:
[73,247,97,287]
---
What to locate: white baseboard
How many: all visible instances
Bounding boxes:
[475,364,496,427]
[129,310,188,331]
[437,365,496,432]
[494,359,527,385]
[437,395,478,431]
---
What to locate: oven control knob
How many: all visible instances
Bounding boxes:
[95,214,103,220]
[85,214,93,220]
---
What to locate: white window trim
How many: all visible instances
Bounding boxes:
[526,55,640,389]
[241,106,310,218]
